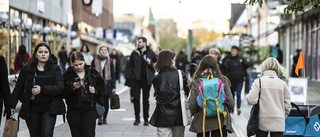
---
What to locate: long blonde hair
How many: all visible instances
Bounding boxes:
[260,57,287,77]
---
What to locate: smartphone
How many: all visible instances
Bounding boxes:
[75,77,80,82]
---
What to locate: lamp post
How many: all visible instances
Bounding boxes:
[33,24,42,36]
[51,26,57,53]
[13,17,21,45]
[24,21,32,55]
[43,26,50,43]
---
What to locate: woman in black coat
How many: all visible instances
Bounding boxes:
[91,45,116,125]
[62,51,105,137]
[11,42,64,137]
[149,50,189,137]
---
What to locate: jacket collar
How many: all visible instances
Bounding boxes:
[262,70,278,77]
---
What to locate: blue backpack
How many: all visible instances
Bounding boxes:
[196,73,227,137]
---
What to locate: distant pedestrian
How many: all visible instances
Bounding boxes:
[11,42,65,137]
[110,49,120,83]
[149,50,189,137]
[270,44,283,64]
[58,46,68,72]
[91,45,116,125]
[119,52,127,79]
[189,55,234,137]
[127,37,157,126]
[291,49,302,77]
[155,47,162,57]
[209,48,226,75]
[0,55,12,122]
[223,46,251,115]
[175,49,189,73]
[246,57,291,137]
[190,51,203,77]
[14,45,31,74]
[80,44,93,65]
[62,51,105,137]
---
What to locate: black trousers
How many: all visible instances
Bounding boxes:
[256,129,283,137]
[103,95,110,117]
[132,79,151,121]
[67,107,97,137]
[26,106,57,137]
[197,127,227,137]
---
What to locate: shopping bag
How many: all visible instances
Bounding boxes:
[3,117,18,137]
[178,70,191,126]
[304,115,320,137]
[110,93,120,109]
[284,116,306,136]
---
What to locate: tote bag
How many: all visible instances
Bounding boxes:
[3,116,18,137]
[178,70,191,126]
[247,78,261,137]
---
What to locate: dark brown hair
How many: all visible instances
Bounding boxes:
[26,42,51,72]
[70,51,85,64]
[190,55,230,86]
[155,50,175,72]
[137,37,147,43]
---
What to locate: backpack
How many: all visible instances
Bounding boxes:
[18,54,26,68]
[270,46,279,59]
[196,73,227,137]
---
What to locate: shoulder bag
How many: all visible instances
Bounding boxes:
[247,78,261,137]
[178,70,192,126]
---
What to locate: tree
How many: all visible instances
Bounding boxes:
[245,0,320,14]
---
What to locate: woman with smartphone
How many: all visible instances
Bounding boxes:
[11,42,65,137]
[91,45,116,125]
[62,51,105,137]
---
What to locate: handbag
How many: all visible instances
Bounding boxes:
[96,103,105,116]
[3,116,19,137]
[178,70,192,126]
[247,78,261,137]
[110,93,120,109]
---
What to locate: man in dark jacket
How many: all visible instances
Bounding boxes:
[224,46,251,115]
[127,37,157,126]
[58,46,68,72]
[0,55,12,122]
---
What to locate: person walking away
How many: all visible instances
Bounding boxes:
[80,44,93,67]
[119,52,127,81]
[189,55,234,137]
[110,49,120,83]
[11,42,65,137]
[223,46,251,115]
[58,46,68,72]
[149,50,189,137]
[190,51,203,77]
[62,51,105,137]
[270,44,283,64]
[127,37,157,126]
[246,57,291,137]
[91,45,116,125]
[14,45,31,74]
[291,49,302,77]
[0,55,12,123]
[175,50,189,73]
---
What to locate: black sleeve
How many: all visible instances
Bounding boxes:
[241,57,251,68]
[182,71,190,97]
[91,69,105,96]
[0,56,12,108]
[40,65,64,96]
[62,69,77,99]
[91,58,95,68]
[110,61,116,89]
[11,67,27,108]
[147,51,157,70]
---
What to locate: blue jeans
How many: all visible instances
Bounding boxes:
[231,82,243,109]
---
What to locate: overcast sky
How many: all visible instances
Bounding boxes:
[114,0,244,35]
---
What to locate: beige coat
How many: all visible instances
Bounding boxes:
[246,70,291,132]
[189,73,235,133]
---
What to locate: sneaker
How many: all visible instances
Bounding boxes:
[143,121,149,126]
[133,119,141,125]
[237,109,241,115]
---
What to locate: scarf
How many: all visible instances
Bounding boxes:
[94,55,111,85]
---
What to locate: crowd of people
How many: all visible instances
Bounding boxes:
[0,37,293,137]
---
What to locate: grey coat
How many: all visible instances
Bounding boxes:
[189,73,235,133]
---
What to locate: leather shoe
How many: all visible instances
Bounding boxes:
[133,119,140,125]
[143,121,149,126]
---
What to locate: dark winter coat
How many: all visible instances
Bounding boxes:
[11,55,64,120]
[149,68,189,127]
[110,54,120,81]
[127,49,157,85]
[62,65,105,109]
[223,55,251,83]
[0,56,12,121]
[91,58,116,96]
[175,54,189,72]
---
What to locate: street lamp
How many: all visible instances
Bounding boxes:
[23,21,32,55]
[33,24,42,35]
[13,17,22,45]
[43,26,50,43]
[0,13,9,26]
[71,31,77,38]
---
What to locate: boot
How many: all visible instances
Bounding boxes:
[133,117,140,125]
[98,116,103,125]
[102,115,107,124]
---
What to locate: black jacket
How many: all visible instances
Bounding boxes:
[224,55,251,83]
[0,56,12,119]
[11,55,64,120]
[149,68,189,127]
[62,65,105,109]
[127,49,157,85]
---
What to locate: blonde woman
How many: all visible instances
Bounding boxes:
[246,57,291,137]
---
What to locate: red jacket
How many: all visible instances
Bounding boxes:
[14,53,31,71]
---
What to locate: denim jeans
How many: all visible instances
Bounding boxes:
[231,82,244,109]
